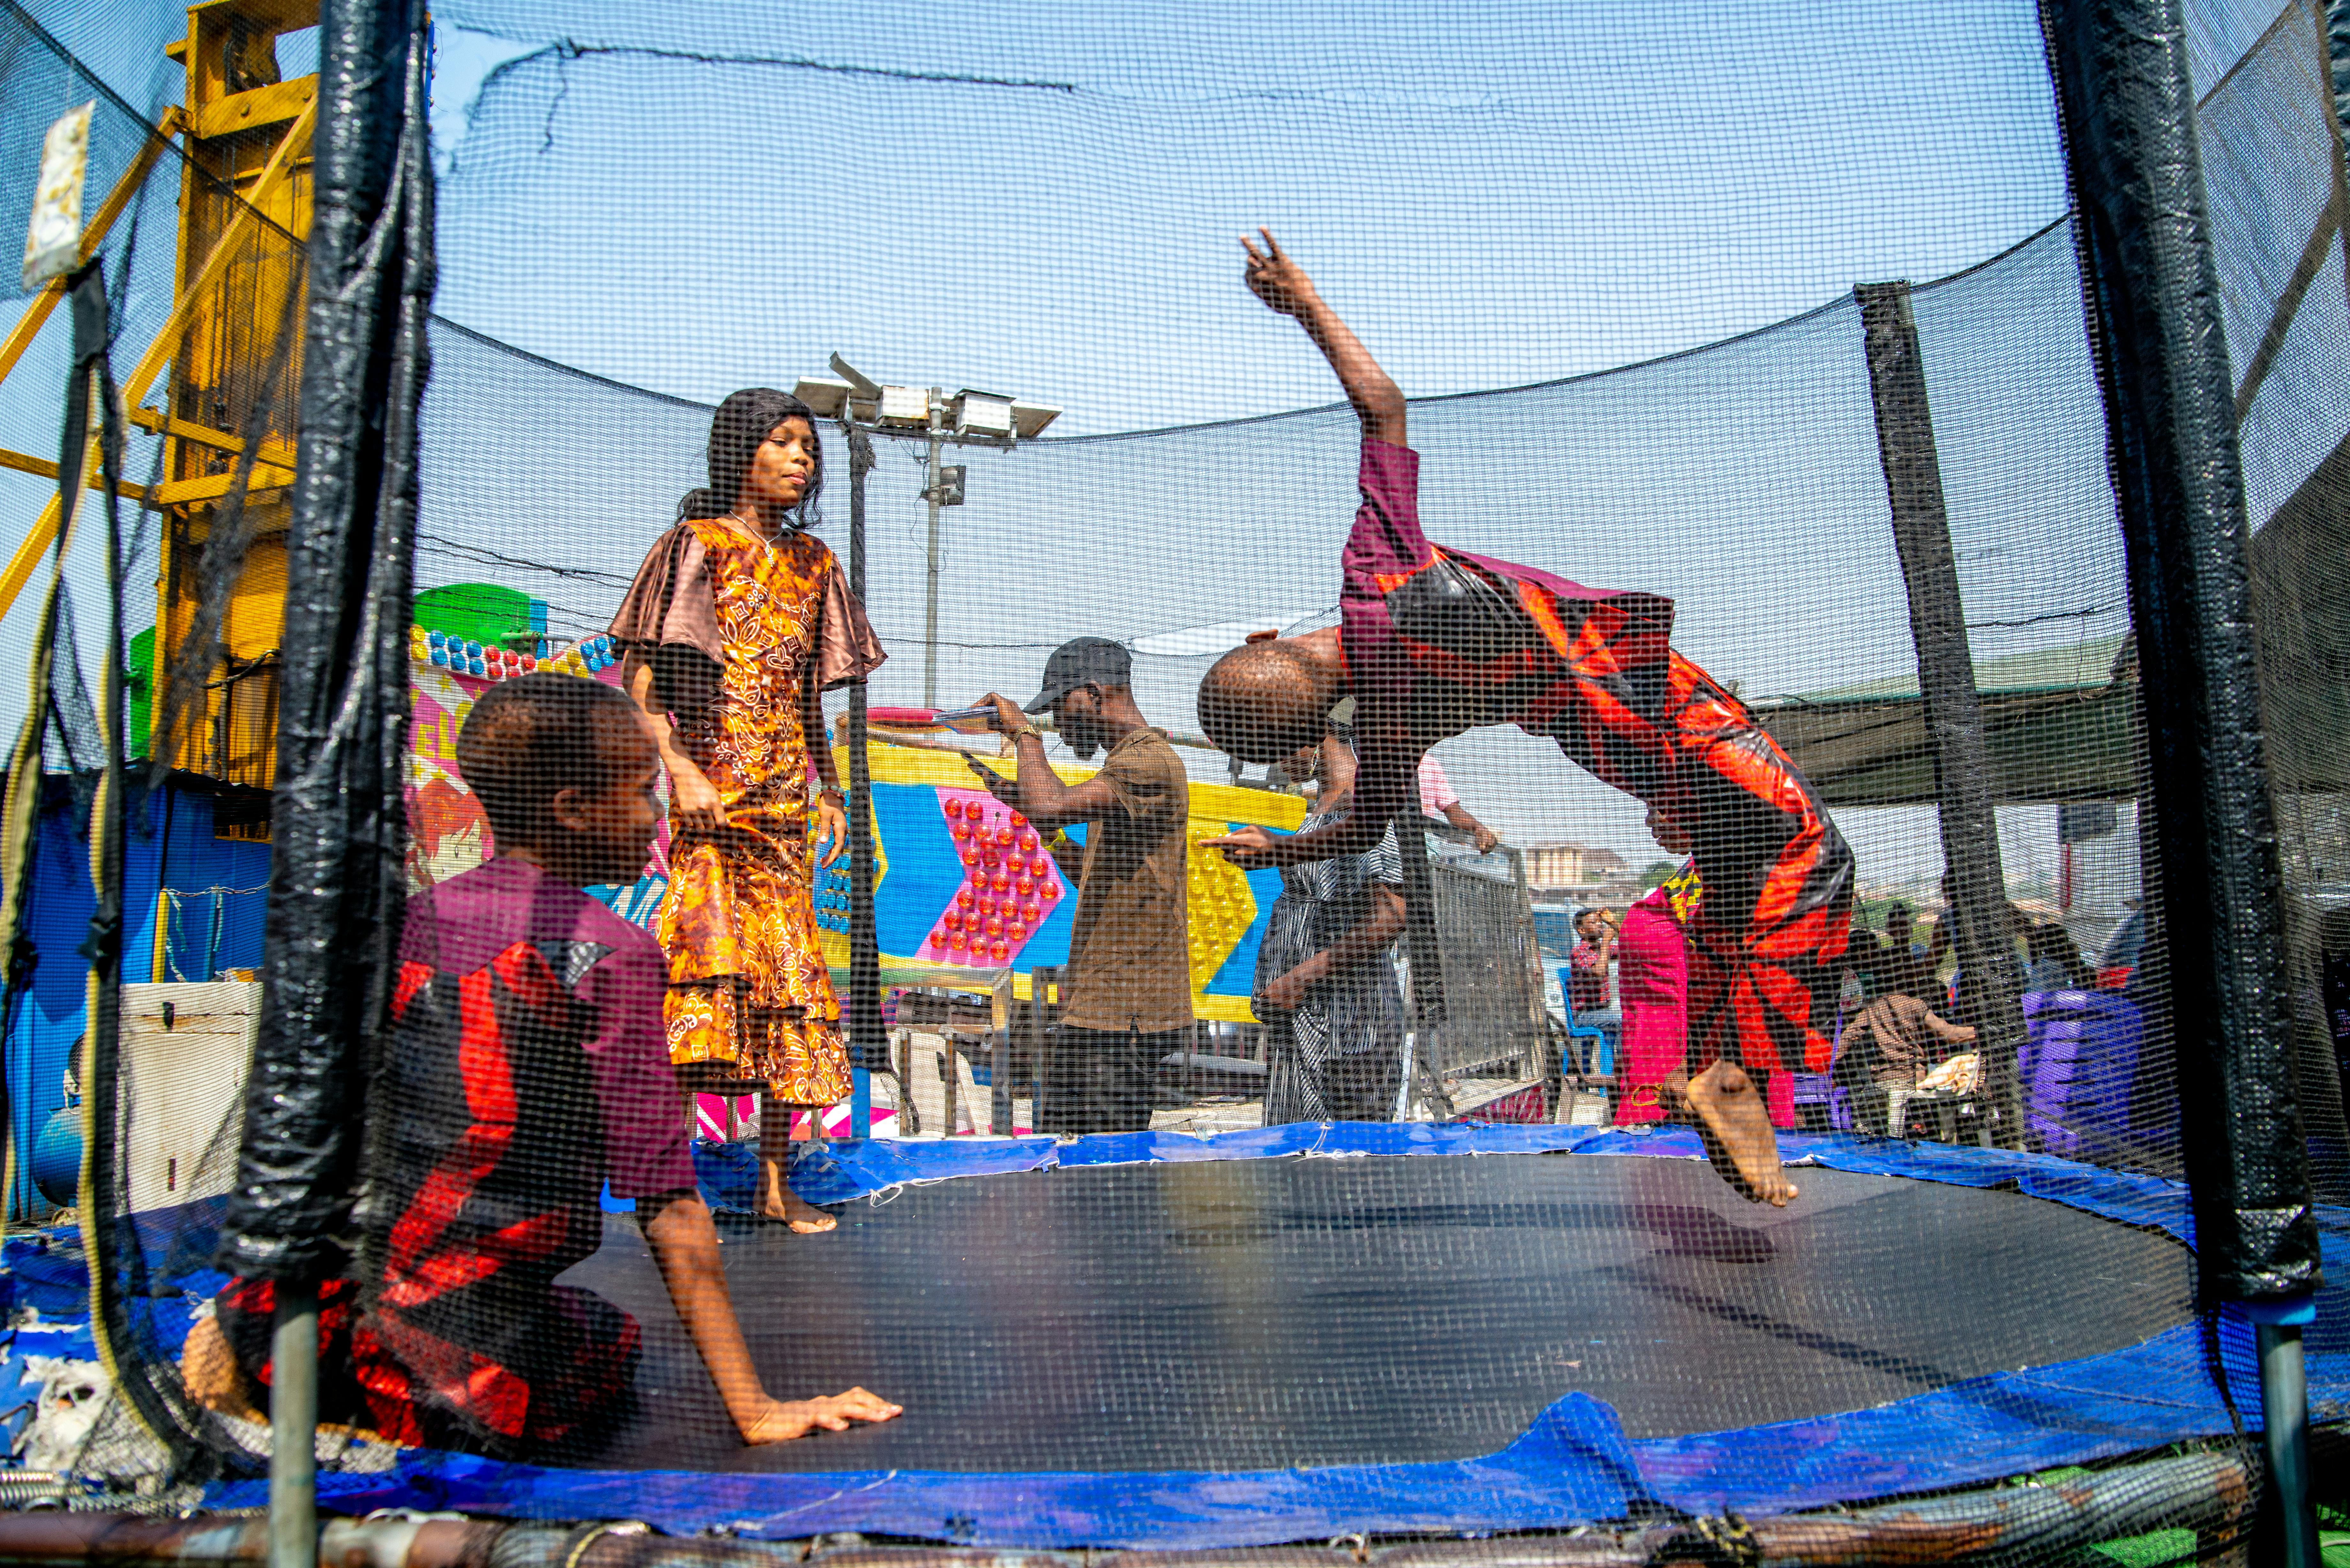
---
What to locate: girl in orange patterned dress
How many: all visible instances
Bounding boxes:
[610,389,885,1231]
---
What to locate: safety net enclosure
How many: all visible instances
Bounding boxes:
[0,0,2343,1561]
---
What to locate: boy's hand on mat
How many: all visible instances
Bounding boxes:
[1241,229,1315,315]
[739,1387,903,1444]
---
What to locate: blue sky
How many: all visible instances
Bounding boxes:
[7,0,2325,893]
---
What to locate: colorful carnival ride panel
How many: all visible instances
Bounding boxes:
[403,643,1306,1021]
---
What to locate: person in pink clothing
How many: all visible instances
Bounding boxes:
[1613,809,1796,1128]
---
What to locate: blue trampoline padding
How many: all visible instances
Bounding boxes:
[225,1392,1647,1549]
[175,1128,2345,1547]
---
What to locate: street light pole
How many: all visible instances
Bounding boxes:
[841,420,881,1138]
[922,387,944,708]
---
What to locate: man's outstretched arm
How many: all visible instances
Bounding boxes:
[1243,230,1405,446]
[640,1190,900,1443]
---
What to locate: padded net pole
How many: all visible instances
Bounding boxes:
[213,0,435,1531]
[2043,0,2324,1554]
[1856,280,2030,1145]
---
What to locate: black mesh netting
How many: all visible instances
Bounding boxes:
[0,0,2342,1557]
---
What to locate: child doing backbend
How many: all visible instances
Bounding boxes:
[1199,234,1853,1206]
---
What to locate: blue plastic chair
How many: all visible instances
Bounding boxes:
[1556,967,1613,1075]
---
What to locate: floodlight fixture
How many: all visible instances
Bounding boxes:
[877,384,931,427]
[1011,401,1062,439]
[828,353,884,401]
[953,390,1015,438]
[792,376,852,419]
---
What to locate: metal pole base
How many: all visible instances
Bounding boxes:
[2255,1317,2319,1568]
[268,1280,319,1568]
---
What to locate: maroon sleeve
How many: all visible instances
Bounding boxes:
[581,931,695,1198]
[1335,440,1429,842]
[608,524,726,668]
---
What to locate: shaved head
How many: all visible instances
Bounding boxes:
[1198,638,1337,764]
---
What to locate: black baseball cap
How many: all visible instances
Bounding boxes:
[1025,636,1131,713]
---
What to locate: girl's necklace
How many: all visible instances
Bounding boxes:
[723,509,785,557]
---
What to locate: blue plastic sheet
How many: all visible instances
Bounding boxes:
[216,1391,1648,1549]
[148,1127,2349,1545]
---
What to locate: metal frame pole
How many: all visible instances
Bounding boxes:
[843,421,881,1138]
[267,1281,317,1568]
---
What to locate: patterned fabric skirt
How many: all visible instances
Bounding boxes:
[657,812,850,1106]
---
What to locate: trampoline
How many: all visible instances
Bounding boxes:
[221,1125,2345,1551]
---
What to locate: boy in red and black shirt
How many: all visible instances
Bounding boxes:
[187,674,897,1456]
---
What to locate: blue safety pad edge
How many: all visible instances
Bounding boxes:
[212,1391,1646,1551]
[170,1129,2341,1546]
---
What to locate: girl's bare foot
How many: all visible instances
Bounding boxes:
[1665,1062,1798,1207]
[757,1157,837,1233]
[759,1097,836,1232]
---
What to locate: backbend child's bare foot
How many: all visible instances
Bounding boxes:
[1666,1060,1798,1207]
[757,1158,838,1233]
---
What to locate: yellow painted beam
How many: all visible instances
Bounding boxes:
[127,406,299,468]
[0,111,183,392]
[0,99,313,626]
[0,444,160,504]
[121,96,315,412]
[152,467,295,507]
[191,76,317,140]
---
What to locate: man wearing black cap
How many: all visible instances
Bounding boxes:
[969,637,1193,1134]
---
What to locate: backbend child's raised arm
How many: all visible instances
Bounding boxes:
[1203,234,1434,869]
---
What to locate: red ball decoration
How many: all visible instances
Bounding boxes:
[990,871,1010,893]
[1042,880,1060,900]
[949,931,968,951]
[943,910,963,932]
[955,889,974,910]
[985,915,1004,938]
[995,826,1015,847]
[930,927,948,948]
[989,939,1010,961]
[1015,876,1035,897]
[961,849,979,867]
[1018,829,1039,851]
[1029,854,1050,876]
[1010,812,1027,828]
[944,798,963,818]
[1009,921,1027,942]
[1023,900,1043,922]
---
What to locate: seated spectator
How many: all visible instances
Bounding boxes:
[1255,723,1409,1122]
[1567,908,1622,1062]
[1878,900,1935,1006]
[1834,988,1977,1136]
[2023,919,2093,993]
[181,675,898,1456]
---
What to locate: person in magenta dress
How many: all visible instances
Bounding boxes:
[1200,233,1850,1206]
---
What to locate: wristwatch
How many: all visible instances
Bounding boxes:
[1007,724,1041,745]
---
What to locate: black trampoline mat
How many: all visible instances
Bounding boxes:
[565,1152,2191,1475]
